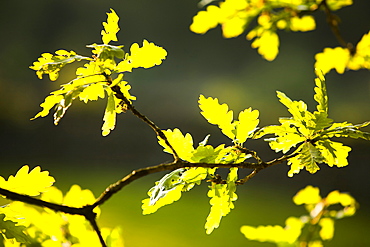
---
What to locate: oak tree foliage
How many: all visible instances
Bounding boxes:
[0,2,369,246]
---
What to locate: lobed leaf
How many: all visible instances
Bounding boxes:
[316,140,351,168]
[241,217,303,245]
[78,83,106,103]
[102,92,117,136]
[101,9,120,44]
[198,95,234,139]
[128,40,167,69]
[234,107,259,144]
[314,69,329,114]
[30,50,90,81]
[205,168,238,234]
[298,142,324,174]
[157,128,194,161]
[0,165,55,197]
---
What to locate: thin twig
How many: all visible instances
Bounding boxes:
[106,75,180,161]
[321,0,355,53]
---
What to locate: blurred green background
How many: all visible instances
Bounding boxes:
[1,1,369,246]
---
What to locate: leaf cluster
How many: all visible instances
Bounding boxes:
[0,166,123,247]
[30,9,167,136]
[191,0,370,75]
[241,185,358,246]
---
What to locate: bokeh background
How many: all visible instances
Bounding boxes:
[1,1,369,246]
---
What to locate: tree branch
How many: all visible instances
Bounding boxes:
[106,74,180,162]
[320,0,355,53]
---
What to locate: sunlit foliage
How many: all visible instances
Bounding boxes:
[241,185,358,246]
[0,166,123,247]
[190,0,370,74]
[1,4,369,247]
[30,9,166,136]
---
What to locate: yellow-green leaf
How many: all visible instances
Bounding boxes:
[235,107,259,144]
[78,83,106,103]
[198,95,234,139]
[314,69,328,114]
[142,184,184,215]
[31,94,64,120]
[205,168,238,234]
[157,128,194,161]
[102,92,117,136]
[316,140,351,168]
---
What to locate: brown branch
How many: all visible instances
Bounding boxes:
[86,215,107,247]
[93,153,297,207]
[0,187,88,216]
[106,76,180,162]
[321,0,355,53]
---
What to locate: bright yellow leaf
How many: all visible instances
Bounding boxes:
[0,165,55,197]
[293,185,322,205]
[142,185,184,215]
[250,31,279,61]
[314,47,350,74]
[101,92,117,136]
[31,94,64,120]
[316,140,351,168]
[190,5,221,34]
[78,83,105,103]
[235,107,259,144]
[319,218,335,240]
[290,16,316,32]
[157,128,194,161]
[128,40,167,69]
[101,9,120,44]
[198,95,234,139]
[348,31,370,70]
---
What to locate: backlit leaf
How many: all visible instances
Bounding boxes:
[198,95,234,139]
[234,108,259,144]
[293,185,322,205]
[0,165,54,197]
[101,9,120,44]
[30,50,90,81]
[31,94,64,120]
[142,185,184,215]
[316,140,351,168]
[102,92,117,136]
[319,218,335,240]
[78,83,106,103]
[250,30,279,61]
[128,40,167,69]
[205,168,238,234]
[241,216,303,244]
[314,69,328,114]
[298,142,324,174]
[157,128,194,161]
[314,47,350,74]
